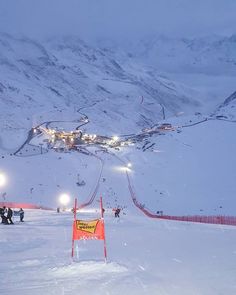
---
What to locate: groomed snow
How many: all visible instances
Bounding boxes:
[1,209,236,295]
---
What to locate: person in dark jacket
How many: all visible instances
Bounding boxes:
[0,207,5,223]
[115,208,121,218]
[7,207,14,224]
[19,208,24,222]
[1,206,8,224]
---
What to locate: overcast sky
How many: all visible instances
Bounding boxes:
[0,0,235,40]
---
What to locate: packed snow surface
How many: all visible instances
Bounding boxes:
[1,210,236,295]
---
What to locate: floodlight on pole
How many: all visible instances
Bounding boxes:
[0,172,6,187]
[113,163,133,173]
[59,193,70,207]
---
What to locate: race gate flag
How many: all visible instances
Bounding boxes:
[72,219,105,240]
[71,197,108,262]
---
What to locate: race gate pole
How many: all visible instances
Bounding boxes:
[71,198,77,258]
[100,196,107,263]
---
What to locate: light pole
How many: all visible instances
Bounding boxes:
[39,143,43,154]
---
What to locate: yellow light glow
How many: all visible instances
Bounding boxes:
[59,193,70,206]
[0,173,7,187]
[113,166,131,173]
[112,136,119,141]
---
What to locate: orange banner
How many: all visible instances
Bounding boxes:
[72,219,105,240]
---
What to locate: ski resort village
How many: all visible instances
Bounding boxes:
[1,1,236,294]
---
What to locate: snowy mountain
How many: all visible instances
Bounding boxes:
[0,32,235,214]
[1,31,236,295]
[214,90,236,120]
[1,0,236,292]
[116,34,236,75]
[96,34,236,109]
[0,33,204,152]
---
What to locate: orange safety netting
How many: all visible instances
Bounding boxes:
[0,202,53,210]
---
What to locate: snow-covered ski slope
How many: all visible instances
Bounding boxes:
[1,32,236,295]
[0,34,235,216]
[1,209,236,295]
[1,111,236,217]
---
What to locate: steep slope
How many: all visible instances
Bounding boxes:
[214,90,236,120]
[0,33,203,150]
[100,35,236,108]
[119,34,236,75]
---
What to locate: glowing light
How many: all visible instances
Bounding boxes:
[0,173,7,187]
[113,165,132,173]
[112,136,119,142]
[127,163,132,168]
[59,193,70,206]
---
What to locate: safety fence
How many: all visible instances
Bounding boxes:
[0,202,53,210]
[145,213,236,226]
[126,171,236,226]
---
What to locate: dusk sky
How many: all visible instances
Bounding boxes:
[0,0,235,40]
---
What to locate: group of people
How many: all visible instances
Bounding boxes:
[0,206,24,224]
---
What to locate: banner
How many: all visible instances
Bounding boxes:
[71,197,107,261]
[72,219,105,240]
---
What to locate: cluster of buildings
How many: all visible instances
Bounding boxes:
[36,127,129,151]
[32,122,174,153]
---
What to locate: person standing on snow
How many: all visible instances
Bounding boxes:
[19,208,24,222]
[1,206,8,224]
[7,207,14,224]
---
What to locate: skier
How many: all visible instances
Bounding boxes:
[115,208,121,218]
[7,207,14,224]
[19,208,24,222]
